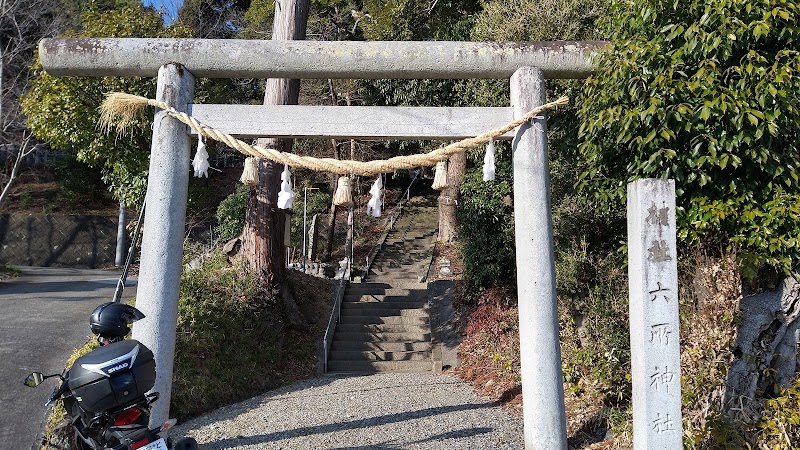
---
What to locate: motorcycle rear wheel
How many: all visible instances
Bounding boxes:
[172,437,199,450]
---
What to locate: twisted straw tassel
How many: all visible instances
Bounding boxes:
[240,157,260,185]
[333,176,353,207]
[99,93,569,177]
[432,161,448,190]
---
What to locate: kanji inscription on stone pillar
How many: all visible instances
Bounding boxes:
[627,178,682,449]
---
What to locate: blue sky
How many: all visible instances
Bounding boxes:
[142,0,182,23]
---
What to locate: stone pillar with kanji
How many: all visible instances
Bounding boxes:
[627,178,683,449]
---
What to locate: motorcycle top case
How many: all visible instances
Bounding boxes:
[68,340,156,413]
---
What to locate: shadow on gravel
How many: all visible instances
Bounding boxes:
[324,427,495,449]
[209,403,492,448]
[261,380,465,403]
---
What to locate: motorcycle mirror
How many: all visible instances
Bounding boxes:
[24,372,45,388]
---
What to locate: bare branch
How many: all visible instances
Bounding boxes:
[0,130,39,204]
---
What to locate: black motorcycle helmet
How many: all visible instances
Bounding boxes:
[89,302,145,340]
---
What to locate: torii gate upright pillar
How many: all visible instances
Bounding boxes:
[511,66,568,449]
[131,63,196,428]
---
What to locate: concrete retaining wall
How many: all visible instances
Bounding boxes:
[0,214,118,268]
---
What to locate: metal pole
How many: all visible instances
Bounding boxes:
[510,66,567,449]
[302,187,308,273]
[115,200,128,266]
[302,186,319,273]
[346,205,354,278]
[112,201,146,303]
[131,63,195,429]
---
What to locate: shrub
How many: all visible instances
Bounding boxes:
[456,144,517,291]
[49,155,108,202]
[214,184,249,240]
[578,0,800,277]
[171,250,286,419]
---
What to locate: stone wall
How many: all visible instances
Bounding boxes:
[0,214,118,268]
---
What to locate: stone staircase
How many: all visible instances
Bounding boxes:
[327,189,439,373]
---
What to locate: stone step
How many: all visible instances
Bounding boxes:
[326,192,438,374]
[387,232,436,237]
[340,303,427,314]
[330,341,432,352]
[332,331,431,341]
[383,240,435,247]
[339,308,428,319]
[376,247,432,254]
[335,323,430,333]
[371,257,429,265]
[343,294,426,303]
[351,280,427,290]
[373,255,431,262]
[370,264,430,273]
[368,271,429,282]
[370,259,430,266]
[326,360,432,373]
[379,248,432,254]
[328,350,430,362]
[344,287,419,296]
[337,315,429,325]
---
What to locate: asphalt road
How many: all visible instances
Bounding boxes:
[0,267,137,450]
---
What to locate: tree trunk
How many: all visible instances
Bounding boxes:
[723,275,800,418]
[240,0,310,328]
[322,79,340,261]
[437,152,466,242]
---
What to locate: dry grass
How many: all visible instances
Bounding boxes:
[680,254,742,447]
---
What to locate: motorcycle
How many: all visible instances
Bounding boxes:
[24,302,198,450]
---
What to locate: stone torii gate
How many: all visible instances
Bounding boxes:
[39,38,604,449]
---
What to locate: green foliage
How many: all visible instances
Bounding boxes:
[471,0,604,42]
[558,245,630,402]
[49,155,109,202]
[172,249,283,420]
[240,0,275,37]
[360,0,480,41]
[178,0,251,38]
[41,339,100,449]
[241,0,364,40]
[58,0,144,30]
[290,184,332,248]
[578,0,800,276]
[456,145,516,290]
[358,0,480,135]
[215,184,249,241]
[21,6,193,206]
[756,379,800,449]
[684,377,800,449]
[187,176,212,216]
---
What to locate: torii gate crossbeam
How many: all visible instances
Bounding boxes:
[39,38,603,79]
[39,38,605,450]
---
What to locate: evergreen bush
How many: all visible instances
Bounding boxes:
[578,0,800,277]
[215,184,249,241]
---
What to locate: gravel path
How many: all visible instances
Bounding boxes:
[169,372,523,449]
